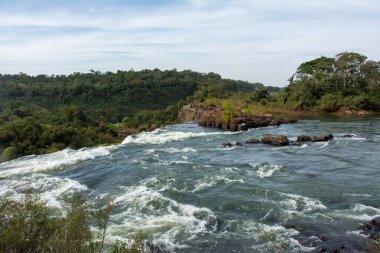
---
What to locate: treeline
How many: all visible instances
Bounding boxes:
[1,53,378,161]
[0,69,262,161]
[283,52,380,111]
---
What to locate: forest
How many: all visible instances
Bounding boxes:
[0,69,262,161]
[0,52,379,162]
[283,52,380,111]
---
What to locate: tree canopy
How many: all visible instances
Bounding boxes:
[284,52,380,111]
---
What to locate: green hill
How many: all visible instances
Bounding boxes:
[0,69,262,160]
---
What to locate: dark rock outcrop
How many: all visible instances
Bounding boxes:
[222,143,233,148]
[245,138,261,144]
[360,216,380,234]
[222,142,244,148]
[297,134,334,142]
[146,241,162,253]
[205,217,223,232]
[359,216,380,253]
[261,134,289,146]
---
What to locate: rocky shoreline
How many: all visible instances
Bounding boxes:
[179,103,297,131]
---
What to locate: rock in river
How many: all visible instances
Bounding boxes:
[261,134,289,146]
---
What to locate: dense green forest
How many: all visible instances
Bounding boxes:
[0,69,262,161]
[283,52,380,111]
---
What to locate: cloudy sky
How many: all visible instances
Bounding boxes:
[1,0,379,86]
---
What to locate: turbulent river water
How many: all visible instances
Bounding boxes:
[1,117,379,252]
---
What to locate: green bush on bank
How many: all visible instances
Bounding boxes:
[0,147,17,162]
[0,192,143,253]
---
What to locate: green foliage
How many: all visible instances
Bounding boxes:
[351,94,376,110]
[0,146,17,162]
[376,234,380,243]
[318,94,340,112]
[204,97,220,107]
[0,69,265,161]
[122,104,179,131]
[284,52,380,111]
[248,89,270,106]
[0,192,113,253]
[221,101,236,125]
[192,78,263,102]
[254,224,289,253]
[111,232,145,253]
[0,113,119,158]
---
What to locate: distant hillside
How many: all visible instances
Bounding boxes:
[0,70,263,122]
[0,69,264,160]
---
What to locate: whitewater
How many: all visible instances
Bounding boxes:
[1,118,379,252]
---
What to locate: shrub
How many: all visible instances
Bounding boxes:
[0,146,17,162]
[0,191,135,253]
[221,101,236,125]
[319,94,340,112]
[351,94,375,110]
[111,232,146,253]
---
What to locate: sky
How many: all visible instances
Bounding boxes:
[0,0,379,87]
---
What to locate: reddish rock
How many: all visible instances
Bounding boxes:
[179,104,297,132]
[357,110,369,116]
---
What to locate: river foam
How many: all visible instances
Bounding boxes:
[0,146,114,178]
[250,162,282,178]
[0,174,87,208]
[122,127,234,145]
[108,184,216,251]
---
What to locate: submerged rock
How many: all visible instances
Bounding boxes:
[370,216,380,229]
[358,216,380,253]
[332,245,350,253]
[205,217,223,232]
[297,135,312,142]
[261,134,289,146]
[297,134,334,142]
[316,134,334,142]
[146,241,162,253]
[222,143,233,148]
[359,216,380,235]
[245,138,261,144]
[284,224,305,232]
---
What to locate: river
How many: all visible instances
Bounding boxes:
[1,117,379,252]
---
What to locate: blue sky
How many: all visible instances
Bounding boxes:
[1,0,379,86]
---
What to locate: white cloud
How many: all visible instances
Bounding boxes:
[0,0,379,86]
